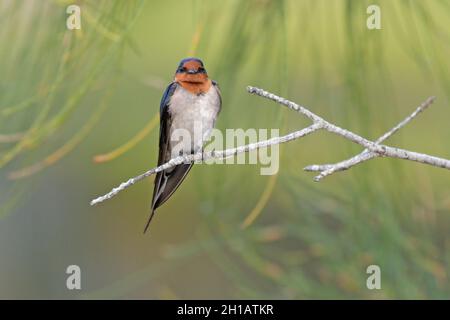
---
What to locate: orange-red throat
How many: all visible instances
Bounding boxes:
[174,58,211,95]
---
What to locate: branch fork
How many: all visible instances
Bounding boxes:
[90,86,449,206]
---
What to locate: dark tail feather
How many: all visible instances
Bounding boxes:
[153,163,193,208]
[144,163,193,234]
[143,209,156,234]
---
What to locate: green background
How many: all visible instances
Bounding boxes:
[0,0,449,299]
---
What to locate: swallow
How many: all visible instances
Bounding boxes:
[144,58,222,233]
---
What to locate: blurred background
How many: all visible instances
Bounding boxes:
[0,0,449,299]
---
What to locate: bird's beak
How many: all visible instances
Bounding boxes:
[187,69,198,74]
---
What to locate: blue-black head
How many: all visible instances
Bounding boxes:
[176,57,207,75]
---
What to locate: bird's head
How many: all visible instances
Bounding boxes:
[175,58,208,84]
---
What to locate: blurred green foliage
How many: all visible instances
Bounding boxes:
[0,0,449,299]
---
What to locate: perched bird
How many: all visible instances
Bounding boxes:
[144,58,222,233]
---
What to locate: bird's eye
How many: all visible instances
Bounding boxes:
[198,67,205,73]
[178,67,187,73]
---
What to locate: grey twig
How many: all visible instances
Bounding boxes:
[90,87,449,206]
[90,122,321,205]
[247,87,449,178]
[303,96,436,180]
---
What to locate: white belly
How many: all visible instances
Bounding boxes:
[168,85,221,157]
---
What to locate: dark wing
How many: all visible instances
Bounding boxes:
[144,82,193,233]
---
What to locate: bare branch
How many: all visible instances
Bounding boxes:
[304,96,436,180]
[90,87,450,206]
[247,87,450,175]
[90,123,321,206]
